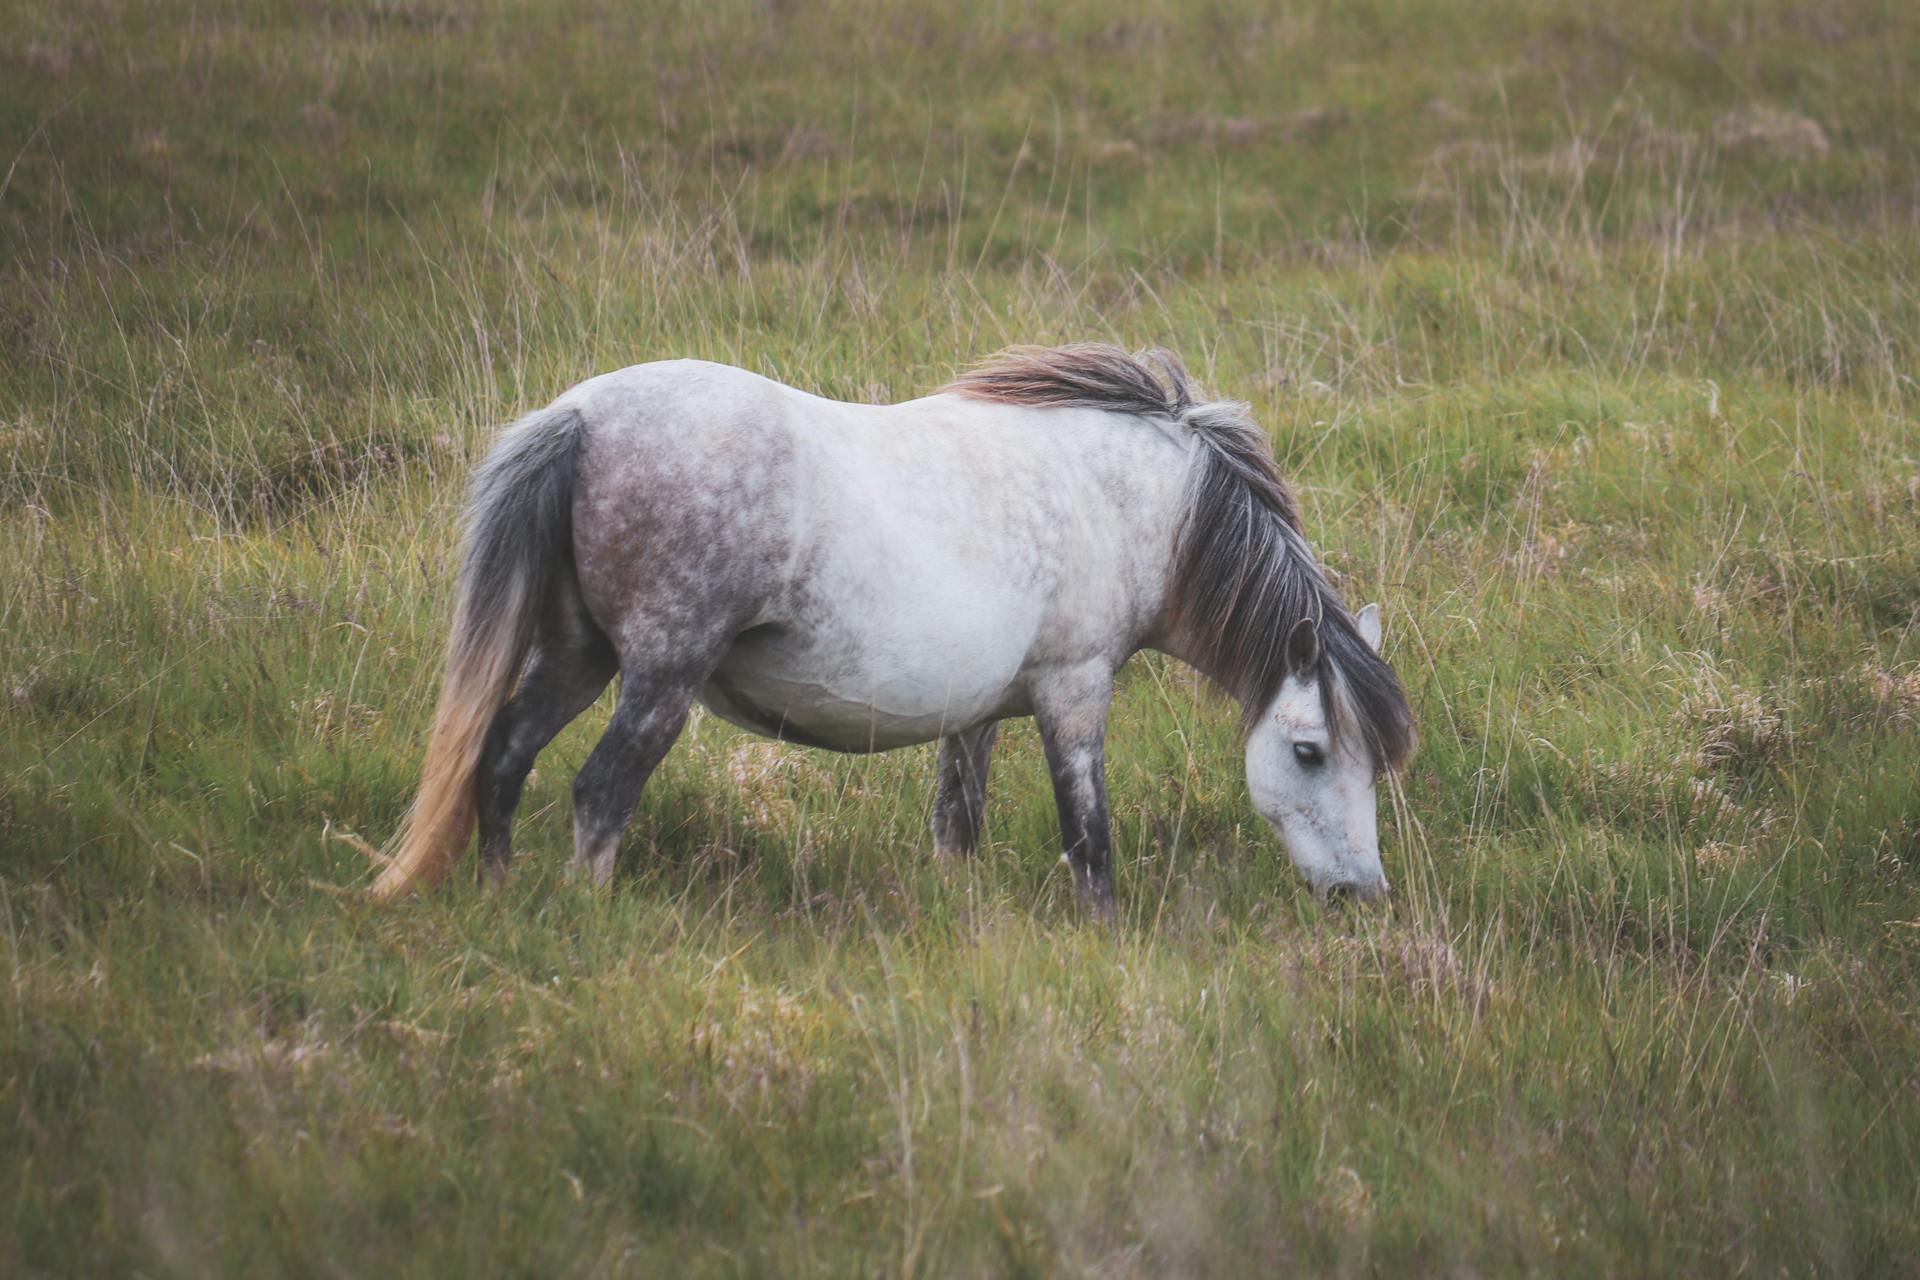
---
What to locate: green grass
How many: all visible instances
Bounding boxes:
[5,0,1920,1273]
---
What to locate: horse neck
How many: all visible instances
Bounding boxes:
[1146,612,1254,711]
[1136,454,1254,711]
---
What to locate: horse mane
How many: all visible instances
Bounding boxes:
[944,344,1415,769]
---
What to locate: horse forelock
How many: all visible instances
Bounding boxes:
[944,342,1414,769]
[1315,608,1418,771]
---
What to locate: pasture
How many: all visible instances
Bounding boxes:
[3,0,1919,1273]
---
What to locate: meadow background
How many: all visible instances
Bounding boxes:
[4,0,1919,1273]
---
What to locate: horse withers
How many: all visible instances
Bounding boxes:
[371,345,1415,910]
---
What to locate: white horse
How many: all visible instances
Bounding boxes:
[372,345,1415,910]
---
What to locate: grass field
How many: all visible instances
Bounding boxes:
[5,0,1920,1273]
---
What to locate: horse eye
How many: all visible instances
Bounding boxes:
[1292,742,1326,768]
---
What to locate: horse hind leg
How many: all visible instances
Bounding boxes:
[932,721,998,857]
[475,628,617,887]
[568,660,713,886]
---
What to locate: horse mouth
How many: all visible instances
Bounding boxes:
[1321,876,1390,905]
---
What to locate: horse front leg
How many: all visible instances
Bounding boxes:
[1032,667,1116,916]
[932,721,998,857]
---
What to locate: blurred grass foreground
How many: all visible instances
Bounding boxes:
[3,1,1919,1274]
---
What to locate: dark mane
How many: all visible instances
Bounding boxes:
[945,344,1415,770]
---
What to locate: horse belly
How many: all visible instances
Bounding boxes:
[700,614,1029,752]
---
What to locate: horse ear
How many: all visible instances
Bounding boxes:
[1356,603,1383,653]
[1286,617,1320,675]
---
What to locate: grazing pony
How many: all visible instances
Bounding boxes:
[372,345,1414,909]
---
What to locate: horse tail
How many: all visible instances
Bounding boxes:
[371,406,587,900]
